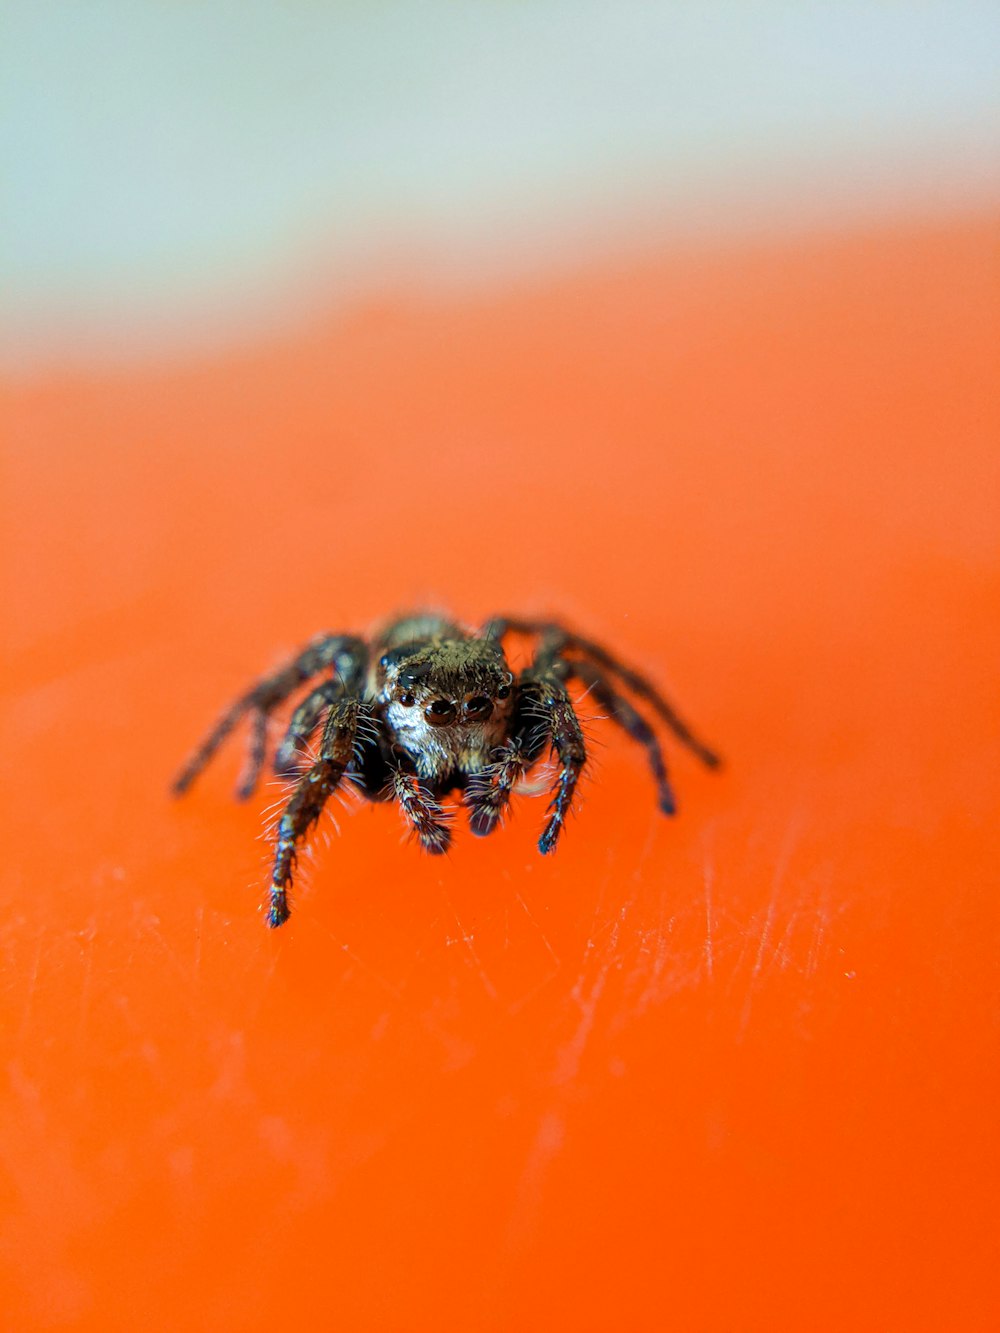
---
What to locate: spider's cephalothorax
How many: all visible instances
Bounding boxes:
[173,613,719,927]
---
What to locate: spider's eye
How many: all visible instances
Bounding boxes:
[398,691,416,708]
[424,698,457,727]
[463,695,493,721]
[497,683,511,700]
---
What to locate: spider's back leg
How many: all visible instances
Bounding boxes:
[483,616,720,768]
[273,679,344,778]
[172,633,368,798]
[567,657,677,814]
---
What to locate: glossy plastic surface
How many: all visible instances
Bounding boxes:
[3,214,998,1330]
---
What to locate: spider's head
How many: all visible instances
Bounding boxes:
[378,637,515,777]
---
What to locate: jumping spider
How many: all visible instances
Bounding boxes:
[173,613,719,927]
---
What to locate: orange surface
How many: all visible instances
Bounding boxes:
[3,213,998,1331]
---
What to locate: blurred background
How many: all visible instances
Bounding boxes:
[4,1,998,368]
[3,6,999,1332]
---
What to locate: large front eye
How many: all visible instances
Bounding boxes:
[463,695,493,721]
[424,699,457,727]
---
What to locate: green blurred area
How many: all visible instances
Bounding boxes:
[4,2,999,365]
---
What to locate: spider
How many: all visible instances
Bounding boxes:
[173,613,720,927]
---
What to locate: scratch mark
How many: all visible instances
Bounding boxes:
[739,898,777,1037]
[738,816,803,1037]
[505,967,562,1017]
[631,878,709,1017]
[312,921,403,1000]
[769,900,802,974]
[805,903,830,979]
[553,906,623,1085]
[391,910,447,998]
[703,859,715,983]
[441,887,497,1000]
[515,890,560,967]
[804,878,839,979]
[74,923,96,1053]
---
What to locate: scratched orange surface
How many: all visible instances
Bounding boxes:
[2,213,998,1331]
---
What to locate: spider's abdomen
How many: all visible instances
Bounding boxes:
[377,613,464,653]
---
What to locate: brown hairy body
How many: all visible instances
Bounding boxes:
[174,612,719,926]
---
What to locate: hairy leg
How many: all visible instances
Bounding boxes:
[511,661,588,855]
[236,706,270,801]
[536,679,588,854]
[172,634,367,798]
[390,767,452,854]
[483,617,719,768]
[273,679,344,778]
[464,642,559,837]
[465,737,530,837]
[268,697,361,927]
[567,657,677,814]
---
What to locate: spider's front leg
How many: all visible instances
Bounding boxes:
[515,659,588,855]
[465,639,585,845]
[268,697,363,927]
[464,650,556,837]
[390,766,452,854]
[534,684,587,855]
[465,738,531,837]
